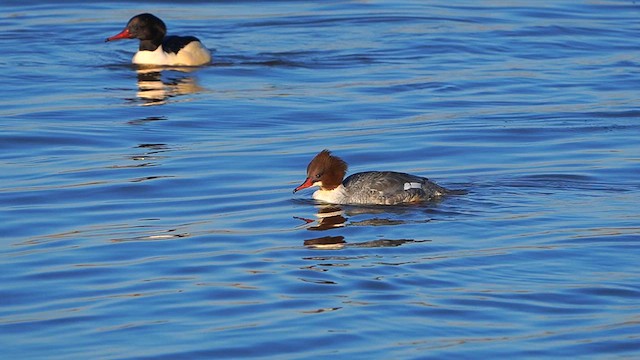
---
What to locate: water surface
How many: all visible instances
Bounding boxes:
[1,1,639,358]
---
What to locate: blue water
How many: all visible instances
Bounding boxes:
[1,1,639,358]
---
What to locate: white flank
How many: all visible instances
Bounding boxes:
[132,41,211,66]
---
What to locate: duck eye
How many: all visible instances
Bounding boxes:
[314,173,322,179]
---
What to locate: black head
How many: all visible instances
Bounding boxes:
[106,13,167,50]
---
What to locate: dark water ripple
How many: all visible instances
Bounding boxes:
[1,0,640,359]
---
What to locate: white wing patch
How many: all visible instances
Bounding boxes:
[404,182,422,190]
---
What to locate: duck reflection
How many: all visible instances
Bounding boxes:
[303,235,421,250]
[135,67,205,106]
[295,204,423,230]
[295,205,347,231]
[296,204,429,249]
[303,236,346,249]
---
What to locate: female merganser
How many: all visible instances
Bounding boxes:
[294,150,450,205]
[106,13,211,66]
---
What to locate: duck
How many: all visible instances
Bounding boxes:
[293,150,451,205]
[106,13,211,66]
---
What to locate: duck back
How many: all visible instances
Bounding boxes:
[342,171,448,205]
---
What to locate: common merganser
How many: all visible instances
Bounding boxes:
[106,13,211,66]
[293,150,451,205]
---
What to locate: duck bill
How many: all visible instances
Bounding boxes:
[293,178,314,193]
[105,28,132,42]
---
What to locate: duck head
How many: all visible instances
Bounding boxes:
[106,13,166,51]
[294,149,348,193]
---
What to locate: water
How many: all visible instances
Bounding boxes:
[1,0,639,358]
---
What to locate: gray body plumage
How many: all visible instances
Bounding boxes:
[342,171,448,205]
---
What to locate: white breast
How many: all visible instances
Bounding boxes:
[312,185,348,204]
[132,42,211,66]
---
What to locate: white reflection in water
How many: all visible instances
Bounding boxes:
[135,67,205,106]
[297,204,432,249]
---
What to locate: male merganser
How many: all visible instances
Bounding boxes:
[106,13,211,66]
[294,150,451,205]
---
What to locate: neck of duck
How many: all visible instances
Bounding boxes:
[139,38,163,52]
[313,184,348,204]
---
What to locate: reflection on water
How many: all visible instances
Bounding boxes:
[303,235,347,249]
[303,235,423,250]
[111,228,191,242]
[135,67,205,106]
[124,143,170,164]
[107,143,169,174]
[298,204,430,248]
[296,204,435,230]
[127,116,168,125]
[295,205,347,231]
